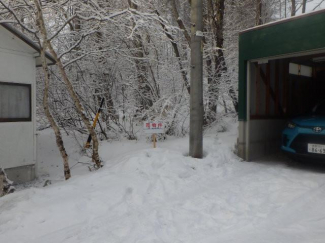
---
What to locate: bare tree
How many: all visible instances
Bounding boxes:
[169,0,191,46]
[302,0,307,13]
[0,0,290,163]
[155,10,190,94]
[291,0,296,16]
[256,0,263,25]
[313,0,325,10]
[32,0,102,168]
[39,43,71,180]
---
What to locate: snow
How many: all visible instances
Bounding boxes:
[1,118,325,242]
[240,8,325,34]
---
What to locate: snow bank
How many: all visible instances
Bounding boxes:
[1,120,325,242]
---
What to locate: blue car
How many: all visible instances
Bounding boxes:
[282,100,325,160]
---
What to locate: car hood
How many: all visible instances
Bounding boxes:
[293,116,325,127]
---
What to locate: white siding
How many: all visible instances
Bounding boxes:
[0,26,37,170]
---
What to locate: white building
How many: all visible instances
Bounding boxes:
[0,23,55,183]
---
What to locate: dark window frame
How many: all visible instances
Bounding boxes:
[0,81,32,122]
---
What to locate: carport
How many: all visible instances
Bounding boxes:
[237,9,325,161]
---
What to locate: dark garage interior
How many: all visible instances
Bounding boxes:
[251,55,325,120]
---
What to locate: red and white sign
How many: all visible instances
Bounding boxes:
[144,121,164,134]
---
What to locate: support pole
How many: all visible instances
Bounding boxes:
[85,98,105,148]
[246,62,252,161]
[189,0,203,158]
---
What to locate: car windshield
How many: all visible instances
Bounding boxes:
[313,101,325,116]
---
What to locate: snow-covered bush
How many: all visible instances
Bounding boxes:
[0,168,15,197]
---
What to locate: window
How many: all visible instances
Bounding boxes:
[0,82,31,122]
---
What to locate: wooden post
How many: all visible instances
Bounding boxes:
[275,60,280,116]
[254,62,284,117]
[256,64,260,115]
[265,63,271,116]
[152,134,156,148]
[283,61,287,115]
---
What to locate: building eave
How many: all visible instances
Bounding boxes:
[0,23,56,66]
[240,8,325,35]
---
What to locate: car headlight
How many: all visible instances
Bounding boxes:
[287,121,296,129]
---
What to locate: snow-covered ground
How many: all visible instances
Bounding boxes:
[1,118,325,243]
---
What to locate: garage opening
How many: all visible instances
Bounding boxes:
[247,51,325,160]
[237,9,325,161]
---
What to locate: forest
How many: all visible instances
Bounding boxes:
[0,0,322,179]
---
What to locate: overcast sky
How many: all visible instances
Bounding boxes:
[275,1,325,19]
[304,0,325,13]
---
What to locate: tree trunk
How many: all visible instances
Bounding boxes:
[204,0,216,124]
[170,0,191,46]
[302,0,307,13]
[39,44,71,180]
[207,0,238,121]
[133,42,153,110]
[33,0,102,168]
[291,0,296,16]
[156,10,190,94]
[255,0,263,25]
[128,0,153,111]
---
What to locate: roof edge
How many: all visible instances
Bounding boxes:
[0,23,56,66]
[240,8,325,35]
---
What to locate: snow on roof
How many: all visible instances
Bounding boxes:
[240,8,325,34]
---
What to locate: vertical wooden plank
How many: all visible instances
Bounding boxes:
[311,67,317,108]
[275,60,280,116]
[265,63,271,116]
[286,62,290,116]
[283,61,287,116]
[287,63,291,116]
[255,64,260,115]
[290,77,294,116]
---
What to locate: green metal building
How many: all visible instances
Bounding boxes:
[237,9,325,160]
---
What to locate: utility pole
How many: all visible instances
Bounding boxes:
[189,0,203,158]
